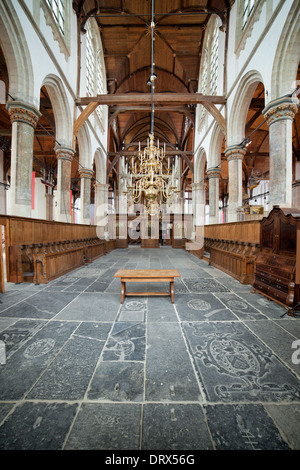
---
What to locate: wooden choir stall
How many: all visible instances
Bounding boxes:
[252,206,300,309]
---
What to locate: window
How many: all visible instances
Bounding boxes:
[210,23,219,95]
[242,0,256,30]
[86,24,95,97]
[86,20,105,124]
[96,51,105,121]
[199,49,208,122]
[198,18,220,130]
[46,0,64,35]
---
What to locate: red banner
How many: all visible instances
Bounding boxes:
[32,172,35,210]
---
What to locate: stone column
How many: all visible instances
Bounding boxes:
[78,167,93,225]
[45,192,54,221]
[6,101,41,217]
[55,145,75,223]
[206,167,221,224]
[94,183,109,236]
[263,97,298,208]
[188,181,206,249]
[224,145,246,222]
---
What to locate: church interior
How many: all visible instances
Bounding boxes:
[0,0,299,452]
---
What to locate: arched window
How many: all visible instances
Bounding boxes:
[242,0,256,30]
[86,19,106,125]
[197,18,220,131]
[235,0,263,56]
[210,23,219,95]
[46,0,64,35]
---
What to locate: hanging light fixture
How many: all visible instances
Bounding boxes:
[123,0,178,215]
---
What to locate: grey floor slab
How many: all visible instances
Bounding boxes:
[182,321,300,403]
[0,246,299,451]
[146,322,202,401]
[205,404,291,450]
[175,293,235,321]
[0,291,78,319]
[64,403,142,450]
[0,321,78,400]
[0,401,78,450]
[54,292,121,321]
[87,361,145,401]
[141,404,213,450]
[27,334,105,400]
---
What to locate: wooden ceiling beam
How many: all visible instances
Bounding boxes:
[99,23,206,29]
[76,93,226,106]
[108,105,194,125]
[108,150,193,156]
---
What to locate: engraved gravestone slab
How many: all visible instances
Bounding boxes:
[205,404,290,450]
[103,322,146,361]
[182,321,300,402]
[142,404,213,450]
[0,321,78,400]
[175,294,235,321]
[0,320,46,359]
[118,299,146,321]
[214,293,266,320]
[27,335,104,400]
[0,402,78,450]
[184,278,230,293]
[88,361,144,401]
[65,403,141,450]
[1,292,78,319]
[146,323,201,401]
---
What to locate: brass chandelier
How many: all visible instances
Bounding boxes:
[124,0,178,214]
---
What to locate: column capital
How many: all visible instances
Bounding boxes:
[263,97,298,126]
[6,100,41,128]
[55,145,75,162]
[206,167,222,179]
[224,145,246,161]
[95,183,109,190]
[191,182,206,190]
[78,167,94,179]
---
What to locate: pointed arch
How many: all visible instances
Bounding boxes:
[194,147,207,184]
[94,148,107,185]
[0,0,35,104]
[42,74,73,146]
[271,0,300,99]
[228,70,264,146]
[208,123,225,168]
[77,123,92,169]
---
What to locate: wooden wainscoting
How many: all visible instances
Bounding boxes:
[0,215,115,285]
[190,220,261,284]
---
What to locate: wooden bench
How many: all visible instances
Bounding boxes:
[114,269,181,304]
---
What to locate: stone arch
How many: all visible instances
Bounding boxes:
[271,0,300,99]
[208,123,224,168]
[194,147,207,184]
[228,70,264,146]
[94,148,107,185]
[77,123,92,169]
[41,74,73,147]
[93,148,108,226]
[192,147,207,237]
[0,0,35,105]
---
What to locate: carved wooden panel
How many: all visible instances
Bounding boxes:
[253,206,300,307]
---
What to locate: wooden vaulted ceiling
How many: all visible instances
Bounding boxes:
[73,0,232,190]
[0,2,299,209]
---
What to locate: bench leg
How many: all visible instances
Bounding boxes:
[121,281,126,304]
[170,281,174,303]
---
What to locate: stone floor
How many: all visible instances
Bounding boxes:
[0,246,299,451]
